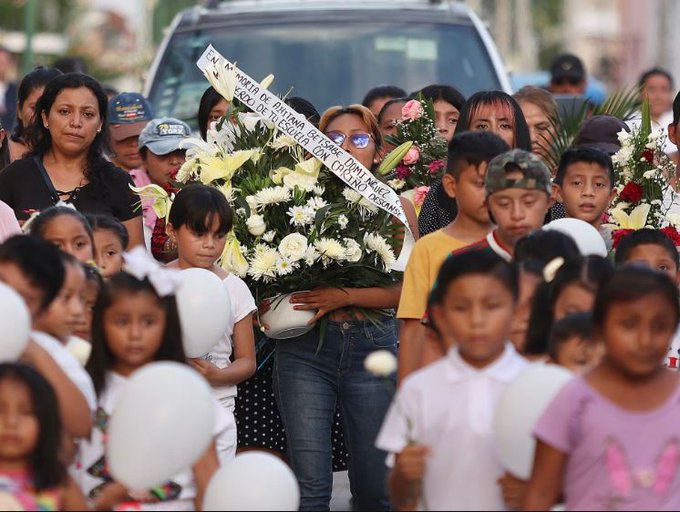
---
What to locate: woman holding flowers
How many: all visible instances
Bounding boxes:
[273,105,400,511]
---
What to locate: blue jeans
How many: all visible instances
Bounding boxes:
[274,318,397,511]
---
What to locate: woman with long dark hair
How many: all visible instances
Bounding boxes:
[0,73,143,246]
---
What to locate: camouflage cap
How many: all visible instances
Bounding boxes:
[485,149,552,196]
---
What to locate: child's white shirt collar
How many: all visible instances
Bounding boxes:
[444,342,525,383]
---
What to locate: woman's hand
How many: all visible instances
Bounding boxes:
[290,288,351,324]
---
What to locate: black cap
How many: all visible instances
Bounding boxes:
[550,54,586,82]
[575,115,630,155]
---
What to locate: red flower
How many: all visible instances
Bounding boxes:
[396,164,412,180]
[642,149,654,164]
[661,226,680,246]
[611,229,635,249]
[428,160,445,175]
[619,182,643,203]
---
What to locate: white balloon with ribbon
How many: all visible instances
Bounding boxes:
[107,362,216,489]
[0,282,31,362]
[176,268,232,358]
[543,218,608,257]
[493,363,573,479]
[202,452,300,511]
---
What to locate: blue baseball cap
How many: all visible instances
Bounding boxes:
[138,118,191,155]
[108,92,154,142]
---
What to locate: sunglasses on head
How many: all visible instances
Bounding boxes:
[554,76,582,86]
[325,131,373,149]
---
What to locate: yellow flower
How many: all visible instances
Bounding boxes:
[129,184,172,219]
[609,203,651,229]
[260,74,275,90]
[199,150,255,184]
[271,166,294,185]
[220,232,249,277]
[202,59,237,102]
[294,158,322,178]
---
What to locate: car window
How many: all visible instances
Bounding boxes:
[148,19,500,126]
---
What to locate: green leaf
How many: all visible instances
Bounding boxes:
[640,96,652,141]
[314,204,333,234]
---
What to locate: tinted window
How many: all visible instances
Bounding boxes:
[148,19,501,126]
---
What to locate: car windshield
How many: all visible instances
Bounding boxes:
[147,19,501,126]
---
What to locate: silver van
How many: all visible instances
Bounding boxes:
[144,0,511,125]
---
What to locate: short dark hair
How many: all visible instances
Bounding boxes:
[446,131,510,179]
[11,67,63,142]
[555,146,616,187]
[30,205,94,244]
[416,84,466,112]
[514,230,581,267]
[361,85,407,108]
[614,228,680,269]
[0,363,66,490]
[286,97,320,127]
[85,213,129,250]
[428,250,518,334]
[0,235,65,311]
[168,184,233,236]
[638,67,674,90]
[593,265,680,330]
[548,311,594,360]
[87,272,186,396]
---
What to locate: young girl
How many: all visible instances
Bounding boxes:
[29,205,95,264]
[85,214,128,278]
[166,184,256,462]
[0,363,87,510]
[525,267,680,510]
[73,264,103,342]
[78,254,226,510]
[377,250,527,510]
[524,255,614,359]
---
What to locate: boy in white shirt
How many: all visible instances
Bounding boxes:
[377,250,527,510]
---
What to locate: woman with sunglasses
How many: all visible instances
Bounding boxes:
[0,73,144,247]
[273,104,400,511]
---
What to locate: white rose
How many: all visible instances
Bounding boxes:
[278,233,309,262]
[364,350,397,377]
[344,238,362,263]
[246,195,258,212]
[246,215,267,236]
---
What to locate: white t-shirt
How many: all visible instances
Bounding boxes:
[75,371,232,511]
[31,330,97,413]
[201,274,256,402]
[375,343,527,511]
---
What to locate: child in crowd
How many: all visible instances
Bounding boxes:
[0,235,93,440]
[78,253,227,510]
[377,251,527,510]
[553,146,617,250]
[397,131,509,381]
[614,228,680,369]
[166,184,256,461]
[86,214,128,278]
[0,363,87,509]
[377,97,407,150]
[460,149,553,261]
[525,267,680,510]
[132,118,191,248]
[29,205,95,263]
[73,264,103,343]
[524,256,614,359]
[511,231,581,352]
[547,312,601,373]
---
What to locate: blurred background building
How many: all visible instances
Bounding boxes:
[0,0,679,93]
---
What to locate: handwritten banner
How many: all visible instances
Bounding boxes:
[196,45,413,271]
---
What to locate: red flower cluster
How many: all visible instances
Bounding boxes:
[661,226,680,246]
[642,149,654,164]
[619,182,643,203]
[427,160,445,175]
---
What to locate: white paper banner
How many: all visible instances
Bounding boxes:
[196,45,413,271]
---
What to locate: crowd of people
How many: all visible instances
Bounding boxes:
[0,47,679,511]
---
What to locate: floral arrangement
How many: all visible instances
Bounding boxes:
[606,100,680,248]
[381,96,448,213]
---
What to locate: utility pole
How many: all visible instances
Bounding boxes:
[22,0,36,75]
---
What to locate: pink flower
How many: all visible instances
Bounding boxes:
[396,164,412,180]
[401,100,424,121]
[414,186,430,207]
[403,146,420,165]
[428,160,445,175]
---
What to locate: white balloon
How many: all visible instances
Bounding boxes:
[543,218,608,257]
[203,452,300,511]
[176,268,232,357]
[0,282,31,362]
[107,362,216,489]
[494,363,573,479]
